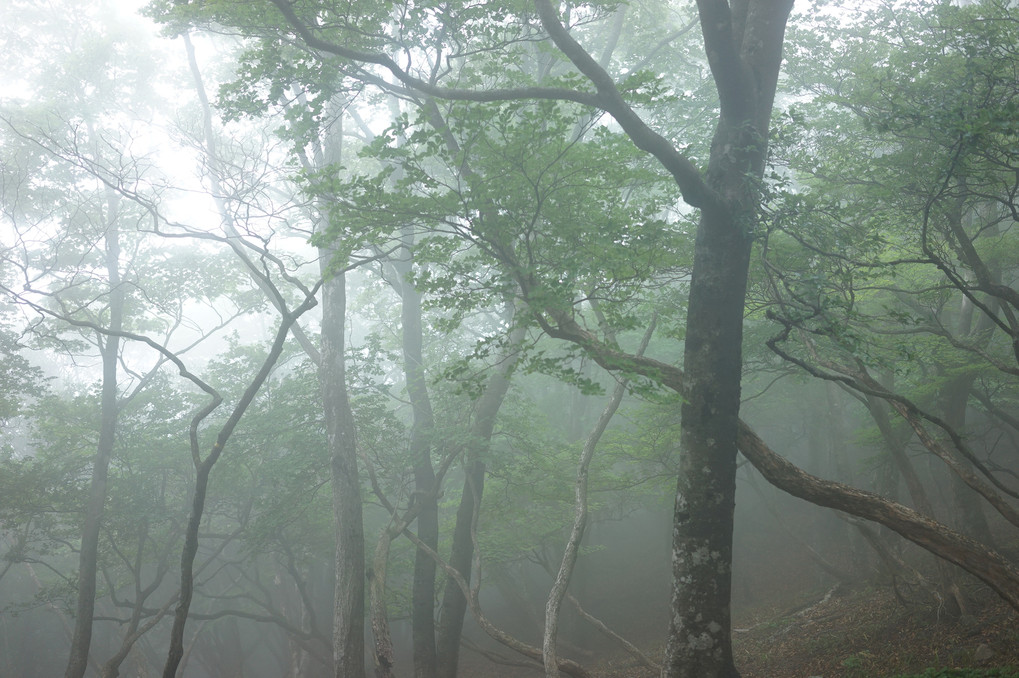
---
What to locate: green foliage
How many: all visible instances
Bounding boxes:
[0,328,46,422]
[314,96,684,352]
[762,0,1019,410]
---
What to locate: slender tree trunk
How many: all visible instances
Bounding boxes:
[543,319,654,678]
[434,451,485,678]
[434,319,522,678]
[65,190,124,678]
[161,293,316,678]
[389,241,440,678]
[320,265,367,678]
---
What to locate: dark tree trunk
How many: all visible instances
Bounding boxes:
[435,321,521,678]
[662,0,792,673]
[65,190,123,678]
[162,297,316,678]
[664,201,749,678]
[392,242,440,678]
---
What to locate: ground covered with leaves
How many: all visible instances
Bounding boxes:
[584,583,1019,678]
[461,577,1019,677]
[731,584,1019,678]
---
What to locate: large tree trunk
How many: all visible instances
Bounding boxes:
[320,266,367,678]
[664,199,750,678]
[65,190,123,678]
[662,0,791,672]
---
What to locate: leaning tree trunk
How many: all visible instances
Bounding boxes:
[434,318,522,678]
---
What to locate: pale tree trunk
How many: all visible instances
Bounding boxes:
[320,264,366,678]
[543,318,655,678]
[286,95,366,678]
[65,189,124,678]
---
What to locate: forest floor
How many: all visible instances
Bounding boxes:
[585,582,1019,678]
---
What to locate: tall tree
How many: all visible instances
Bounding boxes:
[65,187,125,678]
[252,2,792,675]
[181,35,370,677]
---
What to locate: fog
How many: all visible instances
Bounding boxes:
[2,0,1018,677]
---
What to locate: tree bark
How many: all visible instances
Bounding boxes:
[661,0,791,673]
[664,204,748,678]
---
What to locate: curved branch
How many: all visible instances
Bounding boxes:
[530,305,1019,612]
[267,0,598,107]
[532,0,720,211]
